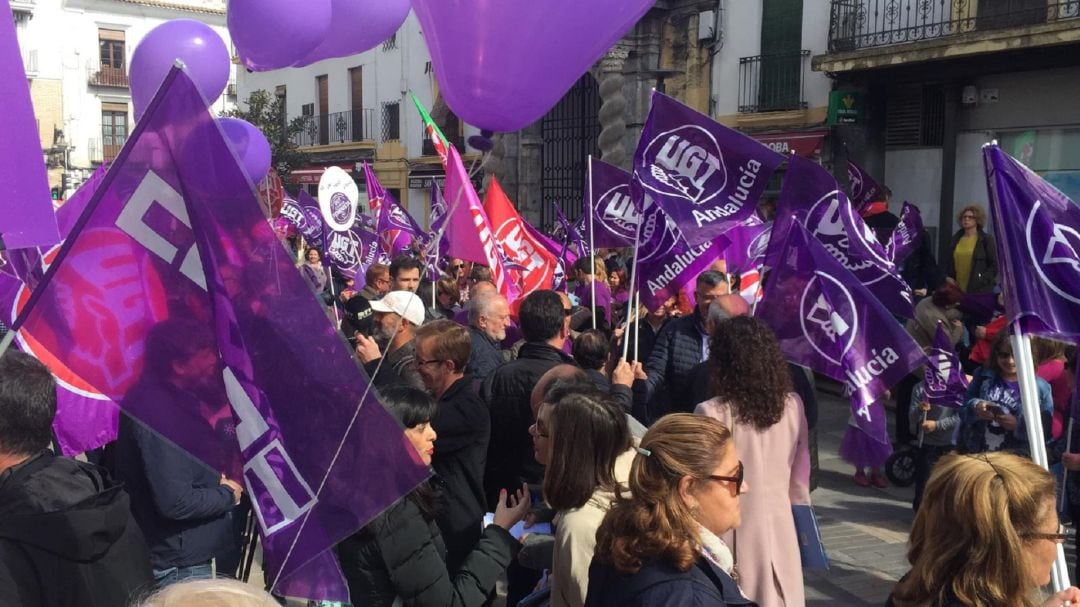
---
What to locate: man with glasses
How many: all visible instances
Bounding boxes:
[411,320,489,573]
[357,263,390,301]
[355,291,426,390]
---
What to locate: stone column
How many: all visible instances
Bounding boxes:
[598,44,631,170]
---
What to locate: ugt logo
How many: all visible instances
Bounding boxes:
[799,272,858,367]
[596,184,638,240]
[1027,201,1080,306]
[640,126,725,205]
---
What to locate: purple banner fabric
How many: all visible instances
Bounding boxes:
[847,160,884,213]
[559,203,589,258]
[755,221,925,444]
[585,157,638,249]
[365,162,425,259]
[721,216,771,275]
[984,144,1080,341]
[887,201,924,265]
[0,0,60,250]
[12,68,428,600]
[634,91,784,246]
[923,324,969,408]
[423,186,449,282]
[295,190,328,250]
[774,155,914,319]
[325,223,380,280]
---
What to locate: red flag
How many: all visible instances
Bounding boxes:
[483,177,558,296]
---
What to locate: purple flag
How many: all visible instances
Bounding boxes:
[365,162,426,259]
[558,203,589,258]
[756,221,926,444]
[294,190,328,250]
[57,164,110,239]
[887,201,924,265]
[984,144,1080,340]
[923,324,970,408]
[424,186,449,281]
[11,67,428,600]
[325,223,380,281]
[634,91,784,246]
[774,155,914,319]
[722,216,771,274]
[0,0,60,250]
[848,160,884,213]
[585,157,638,248]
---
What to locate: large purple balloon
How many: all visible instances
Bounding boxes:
[295,0,410,66]
[229,0,333,71]
[411,0,653,132]
[130,20,230,121]
[217,118,272,184]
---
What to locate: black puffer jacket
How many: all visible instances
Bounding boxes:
[337,490,519,606]
[636,312,708,421]
[481,341,575,508]
[945,229,998,294]
[431,375,490,572]
[0,452,155,607]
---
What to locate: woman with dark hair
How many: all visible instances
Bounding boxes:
[572,329,611,389]
[889,452,1080,607]
[435,277,462,319]
[958,332,1052,456]
[336,386,530,606]
[586,414,752,606]
[300,247,331,302]
[945,204,998,294]
[608,265,630,325]
[694,316,810,607]
[529,388,633,606]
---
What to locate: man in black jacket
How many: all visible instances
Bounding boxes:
[481,290,575,509]
[414,320,490,572]
[636,270,727,420]
[111,319,243,587]
[465,290,510,382]
[356,290,427,390]
[0,352,154,606]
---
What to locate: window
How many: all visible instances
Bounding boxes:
[886,84,945,148]
[98,29,125,70]
[381,101,400,141]
[301,103,315,116]
[101,103,128,161]
[382,33,397,51]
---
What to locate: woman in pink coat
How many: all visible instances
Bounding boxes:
[695,316,811,607]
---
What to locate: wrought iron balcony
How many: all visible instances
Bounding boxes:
[829,0,1080,52]
[87,62,128,88]
[738,51,810,113]
[292,108,374,147]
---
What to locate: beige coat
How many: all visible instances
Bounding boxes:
[550,448,636,607]
[696,393,811,607]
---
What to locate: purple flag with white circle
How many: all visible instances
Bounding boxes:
[10,67,428,601]
[756,221,925,444]
[365,162,426,259]
[722,216,771,275]
[887,201,924,265]
[847,159,884,213]
[923,324,969,408]
[634,91,784,246]
[776,155,914,319]
[585,157,638,249]
[984,144,1080,341]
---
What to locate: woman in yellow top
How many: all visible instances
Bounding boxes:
[944,204,998,293]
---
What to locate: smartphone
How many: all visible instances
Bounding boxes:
[984,403,1008,417]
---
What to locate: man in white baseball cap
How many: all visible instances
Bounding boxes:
[355,290,426,390]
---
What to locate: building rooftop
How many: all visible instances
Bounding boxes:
[112,0,225,16]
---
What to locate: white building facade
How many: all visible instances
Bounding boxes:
[235,12,482,224]
[13,0,235,196]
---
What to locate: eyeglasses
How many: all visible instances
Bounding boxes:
[708,461,744,496]
[961,214,976,220]
[449,264,465,272]
[1025,523,1070,544]
[412,357,445,367]
[375,277,390,285]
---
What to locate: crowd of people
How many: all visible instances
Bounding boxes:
[1,194,1079,607]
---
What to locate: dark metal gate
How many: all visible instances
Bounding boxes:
[540,73,601,231]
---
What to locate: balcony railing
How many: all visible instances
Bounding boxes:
[738,51,810,113]
[829,0,1080,52]
[87,63,128,88]
[292,108,374,147]
[87,137,121,164]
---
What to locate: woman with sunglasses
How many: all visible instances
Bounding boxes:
[945,204,998,294]
[695,316,810,607]
[889,451,1080,607]
[958,331,1052,456]
[586,414,754,607]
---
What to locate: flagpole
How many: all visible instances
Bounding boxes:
[1061,417,1073,513]
[587,156,597,330]
[433,224,439,309]
[1010,320,1070,592]
[622,209,643,360]
[633,288,641,362]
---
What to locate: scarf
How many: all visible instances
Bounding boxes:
[697,523,735,575]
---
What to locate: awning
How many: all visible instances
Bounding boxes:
[754,130,829,158]
[289,162,357,185]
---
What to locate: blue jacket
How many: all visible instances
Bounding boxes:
[958,368,1052,454]
[466,326,504,383]
[111,407,236,569]
[585,556,755,607]
[635,312,709,422]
